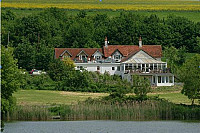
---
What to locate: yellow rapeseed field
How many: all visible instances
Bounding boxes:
[2,0,200,10]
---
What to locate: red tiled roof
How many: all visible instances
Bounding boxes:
[55,48,103,60]
[103,45,162,58]
[55,45,162,60]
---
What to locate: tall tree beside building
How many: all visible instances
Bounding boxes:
[181,54,200,105]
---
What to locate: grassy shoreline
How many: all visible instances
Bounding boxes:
[5,88,199,121]
[5,98,200,121]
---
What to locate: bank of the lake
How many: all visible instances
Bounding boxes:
[13,89,199,106]
[3,89,198,121]
[4,98,200,121]
[3,120,200,133]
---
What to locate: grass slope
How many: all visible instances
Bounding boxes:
[13,89,198,106]
[2,0,200,10]
[13,90,108,105]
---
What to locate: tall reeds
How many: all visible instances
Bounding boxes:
[6,99,200,121]
[7,105,51,121]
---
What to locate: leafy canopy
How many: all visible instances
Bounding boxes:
[132,75,151,99]
[181,54,200,104]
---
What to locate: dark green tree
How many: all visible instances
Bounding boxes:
[47,58,75,81]
[132,75,151,100]
[181,54,200,105]
[1,46,22,122]
[14,39,36,71]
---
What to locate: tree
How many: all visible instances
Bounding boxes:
[181,54,200,105]
[47,59,73,81]
[62,57,76,69]
[1,46,22,122]
[35,41,54,70]
[163,46,187,79]
[14,39,36,70]
[132,75,151,100]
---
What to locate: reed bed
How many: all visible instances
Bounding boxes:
[6,99,200,121]
[6,105,51,121]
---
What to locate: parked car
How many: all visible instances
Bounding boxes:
[29,69,46,75]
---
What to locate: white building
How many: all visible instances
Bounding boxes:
[55,37,174,86]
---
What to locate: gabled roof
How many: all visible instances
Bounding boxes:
[55,48,103,59]
[77,50,88,56]
[60,50,72,57]
[121,49,151,62]
[121,50,164,63]
[111,49,123,56]
[92,50,103,56]
[55,45,162,60]
[103,45,162,58]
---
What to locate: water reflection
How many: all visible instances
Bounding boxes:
[3,120,200,133]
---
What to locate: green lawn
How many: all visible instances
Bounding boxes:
[13,89,198,106]
[148,92,198,105]
[13,90,108,105]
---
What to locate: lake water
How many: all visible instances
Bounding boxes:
[3,120,200,133]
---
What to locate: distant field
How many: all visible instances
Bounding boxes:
[2,0,200,11]
[13,89,198,106]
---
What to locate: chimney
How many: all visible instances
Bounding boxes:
[139,36,142,48]
[105,36,108,47]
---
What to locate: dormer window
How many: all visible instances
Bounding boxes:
[92,50,103,61]
[114,55,121,60]
[79,55,87,60]
[95,56,101,60]
[77,50,88,62]
[111,49,122,62]
[63,55,70,59]
[60,50,72,59]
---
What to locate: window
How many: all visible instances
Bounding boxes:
[77,66,83,70]
[80,66,83,70]
[133,64,137,70]
[114,55,121,60]
[112,67,115,70]
[63,55,70,59]
[117,66,120,71]
[166,76,169,83]
[169,76,173,83]
[79,55,86,60]
[82,55,86,60]
[128,64,133,70]
[162,76,165,83]
[95,56,101,60]
[150,64,153,70]
[153,76,156,83]
[142,64,145,68]
[121,66,124,71]
[158,76,161,83]
[158,64,161,70]
[154,64,157,70]
[125,64,128,70]
[97,66,100,71]
[138,64,141,70]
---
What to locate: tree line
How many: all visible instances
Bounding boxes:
[1,8,200,71]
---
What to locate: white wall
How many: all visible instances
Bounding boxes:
[75,63,121,75]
